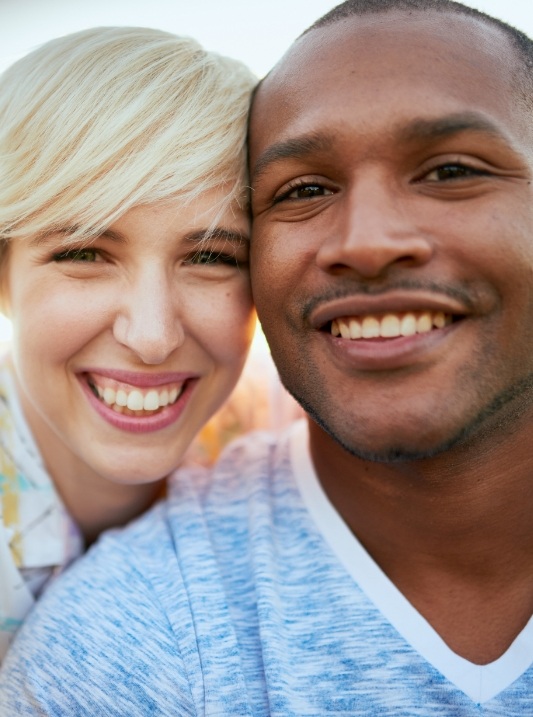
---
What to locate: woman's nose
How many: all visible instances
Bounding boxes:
[112,270,185,365]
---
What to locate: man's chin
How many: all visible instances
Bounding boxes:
[307,408,471,465]
[339,439,456,464]
[328,431,456,464]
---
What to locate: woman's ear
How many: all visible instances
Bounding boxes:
[0,291,11,320]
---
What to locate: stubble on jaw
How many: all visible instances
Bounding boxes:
[295,365,533,464]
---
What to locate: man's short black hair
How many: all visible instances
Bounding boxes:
[304,0,533,110]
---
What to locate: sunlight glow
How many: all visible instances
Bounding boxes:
[0,314,12,343]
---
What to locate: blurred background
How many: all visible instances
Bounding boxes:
[2,0,532,80]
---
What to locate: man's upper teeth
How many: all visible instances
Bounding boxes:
[92,381,182,410]
[331,311,449,339]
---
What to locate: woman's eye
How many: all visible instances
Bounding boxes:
[424,164,488,182]
[52,248,99,262]
[186,250,240,267]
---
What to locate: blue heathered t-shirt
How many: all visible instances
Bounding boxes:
[0,421,531,715]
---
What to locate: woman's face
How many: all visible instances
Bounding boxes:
[4,190,255,485]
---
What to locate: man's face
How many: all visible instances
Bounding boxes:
[249,11,533,461]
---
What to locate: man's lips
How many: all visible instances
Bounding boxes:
[309,292,469,331]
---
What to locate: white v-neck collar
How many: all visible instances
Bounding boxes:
[289,420,533,704]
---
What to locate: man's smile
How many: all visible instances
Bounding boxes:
[330,311,453,339]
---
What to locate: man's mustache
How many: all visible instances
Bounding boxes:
[300,279,478,321]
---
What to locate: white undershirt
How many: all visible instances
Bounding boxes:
[289,420,533,704]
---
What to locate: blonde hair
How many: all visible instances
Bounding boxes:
[0,27,256,246]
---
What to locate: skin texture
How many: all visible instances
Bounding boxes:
[249,11,533,663]
[4,191,254,540]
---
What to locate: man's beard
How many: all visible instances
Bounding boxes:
[286,369,533,465]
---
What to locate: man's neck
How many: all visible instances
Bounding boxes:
[308,417,533,664]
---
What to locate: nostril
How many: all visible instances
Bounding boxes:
[316,227,433,278]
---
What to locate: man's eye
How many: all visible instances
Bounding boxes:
[424,164,488,182]
[275,183,333,202]
[52,248,98,262]
[291,185,327,198]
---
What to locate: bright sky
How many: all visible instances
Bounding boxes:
[1,0,533,78]
[0,0,532,343]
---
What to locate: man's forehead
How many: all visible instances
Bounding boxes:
[254,9,516,106]
[250,9,521,151]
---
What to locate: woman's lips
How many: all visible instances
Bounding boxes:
[86,374,185,414]
[78,371,199,432]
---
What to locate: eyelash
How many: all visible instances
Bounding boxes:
[271,161,491,203]
[51,247,244,268]
[421,162,491,182]
[185,249,242,267]
[274,180,333,204]
[52,247,99,263]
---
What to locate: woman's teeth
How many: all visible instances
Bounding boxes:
[88,381,183,415]
[331,311,451,340]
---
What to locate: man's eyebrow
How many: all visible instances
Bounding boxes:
[251,114,512,185]
[251,133,333,184]
[398,113,510,144]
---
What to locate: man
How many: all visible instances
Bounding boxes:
[1,1,532,714]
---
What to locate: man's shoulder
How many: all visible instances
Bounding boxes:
[24,422,301,600]
[0,426,308,714]
[0,499,200,713]
[168,423,302,509]
[21,422,304,617]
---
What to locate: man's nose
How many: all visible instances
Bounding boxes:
[315,177,433,278]
[112,267,185,365]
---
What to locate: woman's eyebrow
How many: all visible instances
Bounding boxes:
[185,228,249,244]
[30,227,126,246]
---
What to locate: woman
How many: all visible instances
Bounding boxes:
[0,26,256,659]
